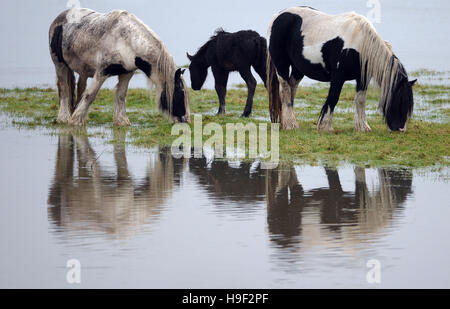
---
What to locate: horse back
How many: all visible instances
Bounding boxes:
[49,8,164,77]
[214,30,266,71]
[280,7,370,52]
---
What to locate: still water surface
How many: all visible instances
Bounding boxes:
[0,115,449,288]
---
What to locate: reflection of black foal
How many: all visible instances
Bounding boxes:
[187,29,267,117]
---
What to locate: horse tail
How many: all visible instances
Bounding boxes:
[49,12,76,113]
[67,68,76,112]
[266,49,281,123]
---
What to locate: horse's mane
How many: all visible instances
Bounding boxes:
[135,16,190,117]
[193,28,229,58]
[150,34,190,119]
[348,14,405,114]
[154,41,175,113]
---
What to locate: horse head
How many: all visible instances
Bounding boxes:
[172,68,189,123]
[385,77,416,131]
[187,52,208,90]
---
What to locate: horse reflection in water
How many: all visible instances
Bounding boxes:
[266,166,413,254]
[47,131,186,238]
[48,138,413,257]
[188,159,266,214]
[190,157,412,255]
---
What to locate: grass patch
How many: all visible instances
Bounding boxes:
[0,71,449,168]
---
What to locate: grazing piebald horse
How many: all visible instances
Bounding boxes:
[187,29,267,117]
[267,7,416,131]
[49,8,190,126]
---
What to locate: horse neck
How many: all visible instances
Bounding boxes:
[194,40,212,66]
[378,57,405,113]
[194,52,209,68]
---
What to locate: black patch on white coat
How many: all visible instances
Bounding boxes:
[135,57,152,77]
[103,64,131,76]
[321,37,344,72]
[270,12,329,82]
[270,13,362,83]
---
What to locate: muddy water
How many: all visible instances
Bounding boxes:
[0,116,449,288]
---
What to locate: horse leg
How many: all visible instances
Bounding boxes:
[69,73,107,126]
[212,67,229,115]
[76,74,88,107]
[278,74,299,130]
[354,83,371,132]
[325,168,343,192]
[317,75,345,131]
[253,63,267,88]
[112,128,130,180]
[55,63,75,123]
[239,68,257,117]
[113,72,134,126]
[289,68,304,103]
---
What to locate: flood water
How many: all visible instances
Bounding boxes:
[0,115,449,288]
[1,0,449,290]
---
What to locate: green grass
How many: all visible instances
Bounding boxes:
[0,70,449,168]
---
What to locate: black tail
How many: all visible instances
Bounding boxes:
[266,51,281,123]
[50,23,76,113]
[267,12,302,125]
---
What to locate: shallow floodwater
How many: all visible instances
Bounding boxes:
[0,115,449,288]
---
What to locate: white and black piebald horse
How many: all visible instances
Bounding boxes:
[49,8,190,126]
[267,7,416,131]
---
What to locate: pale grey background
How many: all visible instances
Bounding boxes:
[0,0,449,88]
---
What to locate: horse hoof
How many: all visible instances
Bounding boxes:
[317,122,334,131]
[114,116,131,126]
[241,112,251,118]
[68,115,86,127]
[317,125,334,132]
[354,122,371,132]
[69,121,84,127]
[57,115,71,124]
[281,120,299,130]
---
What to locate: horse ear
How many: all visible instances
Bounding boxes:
[409,79,417,86]
[175,68,182,80]
[186,52,193,61]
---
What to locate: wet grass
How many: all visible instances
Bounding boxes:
[0,70,449,168]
